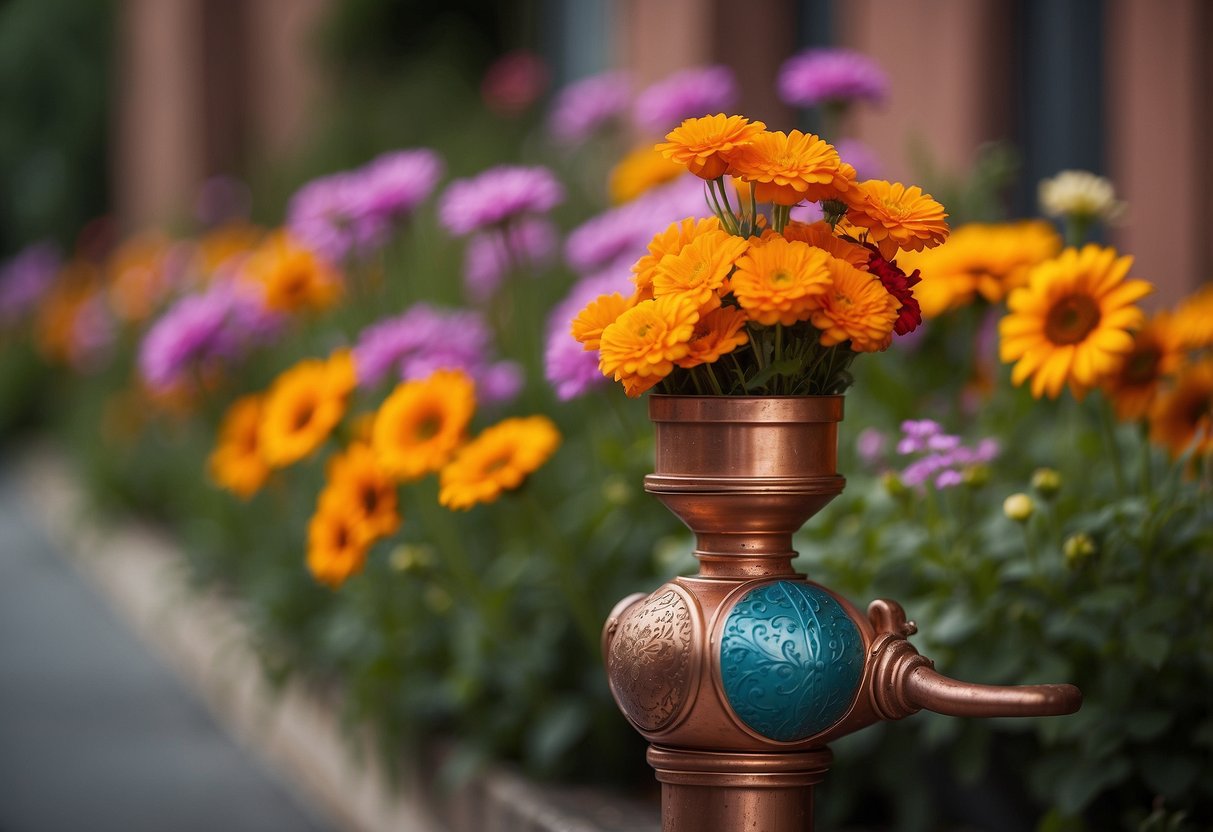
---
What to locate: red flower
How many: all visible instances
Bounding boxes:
[865,248,922,336]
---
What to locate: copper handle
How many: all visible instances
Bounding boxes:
[902,665,1083,717]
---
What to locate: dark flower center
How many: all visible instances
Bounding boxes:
[1122,347,1161,386]
[1045,294,1101,345]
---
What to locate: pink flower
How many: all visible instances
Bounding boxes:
[778,48,887,109]
[632,65,738,135]
[438,165,565,236]
[548,71,631,145]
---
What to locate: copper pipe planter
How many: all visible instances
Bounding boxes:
[603,395,1082,832]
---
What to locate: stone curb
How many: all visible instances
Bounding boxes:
[17,445,659,832]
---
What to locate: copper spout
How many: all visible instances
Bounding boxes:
[902,665,1083,718]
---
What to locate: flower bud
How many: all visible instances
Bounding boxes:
[1063,532,1098,568]
[1003,492,1035,522]
[962,464,990,488]
[389,543,434,572]
[1031,467,1062,499]
[881,470,908,498]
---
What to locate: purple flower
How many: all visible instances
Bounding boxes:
[138,276,282,391]
[544,269,633,401]
[0,241,61,324]
[834,139,883,181]
[464,217,557,304]
[287,172,387,263]
[438,165,564,237]
[789,202,825,225]
[778,48,887,109]
[548,71,632,145]
[69,293,116,374]
[352,303,521,405]
[856,428,886,466]
[633,65,738,136]
[895,421,1000,491]
[358,148,445,223]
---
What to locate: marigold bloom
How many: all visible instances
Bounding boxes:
[609,145,686,203]
[656,114,766,180]
[652,230,749,312]
[809,258,901,351]
[319,442,400,542]
[1171,284,1213,350]
[598,294,700,396]
[727,130,852,206]
[676,306,750,368]
[245,231,342,313]
[258,354,353,467]
[730,237,833,326]
[571,292,630,351]
[632,216,723,297]
[999,245,1152,399]
[843,180,949,260]
[208,394,270,498]
[779,221,869,267]
[307,503,370,588]
[1149,360,1213,459]
[371,369,476,482]
[1101,313,1185,422]
[438,416,561,510]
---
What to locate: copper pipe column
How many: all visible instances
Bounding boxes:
[649,747,832,832]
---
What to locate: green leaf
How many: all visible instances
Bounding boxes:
[526,698,590,771]
[1054,755,1131,814]
[1125,629,1172,670]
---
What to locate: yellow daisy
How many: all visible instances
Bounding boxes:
[999,245,1153,399]
[438,416,561,510]
[371,369,476,482]
[843,179,950,260]
[809,257,900,352]
[208,394,270,498]
[730,236,833,326]
[609,145,686,203]
[258,356,352,468]
[1101,313,1185,422]
[1171,284,1213,350]
[655,114,766,180]
[306,502,370,589]
[1149,360,1213,459]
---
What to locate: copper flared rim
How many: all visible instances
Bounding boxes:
[648,394,844,424]
[644,474,846,494]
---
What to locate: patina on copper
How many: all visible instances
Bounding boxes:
[603,395,1082,832]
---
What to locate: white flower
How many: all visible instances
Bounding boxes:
[1038,170,1126,222]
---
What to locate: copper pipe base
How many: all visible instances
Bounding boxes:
[648,746,832,832]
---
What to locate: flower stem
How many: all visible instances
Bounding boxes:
[1096,397,1127,496]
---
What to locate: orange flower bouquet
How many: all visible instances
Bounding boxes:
[571,113,950,396]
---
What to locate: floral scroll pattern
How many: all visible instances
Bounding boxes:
[607,587,695,732]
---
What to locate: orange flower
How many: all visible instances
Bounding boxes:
[999,245,1152,399]
[609,145,686,203]
[371,369,476,481]
[809,258,900,352]
[780,220,870,268]
[652,230,749,312]
[1171,284,1213,350]
[306,502,370,589]
[319,442,400,542]
[208,394,270,498]
[843,180,950,260]
[258,355,353,468]
[676,306,750,368]
[246,231,342,313]
[438,416,561,510]
[656,114,766,180]
[196,223,264,275]
[632,217,723,298]
[571,292,631,351]
[728,130,852,206]
[730,236,833,326]
[1102,313,1185,422]
[106,232,173,323]
[598,295,699,396]
[1149,360,1213,459]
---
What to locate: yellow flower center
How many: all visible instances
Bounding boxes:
[771,269,790,285]
[880,199,910,219]
[1045,294,1101,345]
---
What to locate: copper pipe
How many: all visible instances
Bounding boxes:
[903,665,1083,717]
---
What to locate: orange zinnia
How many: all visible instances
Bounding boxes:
[843,180,950,260]
[306,503,370,589]
[320,442,401,542]
[208,394,270,498]
[1149,360,1213,459]
[598,295,699,396]
[809,258,900,352]
[676,306,750,369]
[371,369,476,482]
[438,416,561,510]
[730,236,833,326]
[728,130,852,206]
[652,230,749,312]
[632,217,723,298]
[656,114,766,180]
[1102,313,1184,422]
[258,356,353,468]
[571,292,631,351]
[246,231,342,313]
[779,220,870,267]
[609,145,686,203]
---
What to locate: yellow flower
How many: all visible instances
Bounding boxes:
[728,130,851,206]
[208,394,270,498]
[571,292,630,351]
[196,223,264,275]
[898,221,1061,317]
[371,369,476,482]
[780,221,870,268]
[1038,170,1125,222]
[632,217,723,299]
[999,245,1153,399]
[652,230,749,312]
[676,306,750,368]
[843,180,950,260]
[258,355,353,468]
[609,145,686,203]
[319,442,400,542]
[439,416,561,510]
[306,502,370,589]
[1171,284,1213,350]
[1102,313,1185,422]
[598,295,700,397]
[730,236,833,326]
[655,114,766,180]
[1149,360,1213,459]
[809,257,901,352]
[246,231,342,313]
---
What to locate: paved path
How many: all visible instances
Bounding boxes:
[0,453,335,832]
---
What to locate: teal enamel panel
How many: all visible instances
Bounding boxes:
[719,581,863,742]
